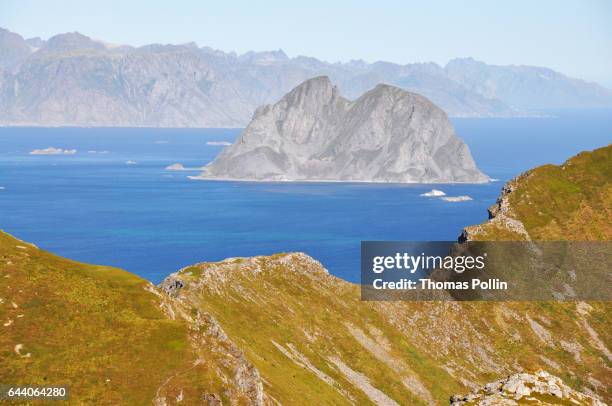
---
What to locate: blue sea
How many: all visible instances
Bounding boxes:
[0,110,610,283]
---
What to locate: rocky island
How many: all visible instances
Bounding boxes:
[29,147,77,155]
[193,76,489,183]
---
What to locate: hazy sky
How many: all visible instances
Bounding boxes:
[1,0,611,87]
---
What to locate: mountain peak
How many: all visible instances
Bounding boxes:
[292,75,334,92]
[0,27,31,69]
[446,56,485,67]
[43,31,105,53]
[239,49,289,65]
[282,75,340,106]
[370,82,410,95]
[362,82,435,110]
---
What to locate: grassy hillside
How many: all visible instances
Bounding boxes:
[0,231,261,405]
[160,252,611,405]
[5,232,608,405]
[463,144,611,241]
[163,254,460,405]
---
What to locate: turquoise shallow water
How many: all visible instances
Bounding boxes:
[0,111,610,283]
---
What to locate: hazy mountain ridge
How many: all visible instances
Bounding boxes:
[1,27,611,127]
[197,76,488,183]
[445,57,612,110]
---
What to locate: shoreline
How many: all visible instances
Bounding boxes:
[188,175,492,185]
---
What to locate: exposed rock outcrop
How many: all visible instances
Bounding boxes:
[196,76,488,183]
[460,176,530,241]
[450,371,606,405]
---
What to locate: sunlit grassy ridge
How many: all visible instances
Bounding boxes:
[464,144,611,241]
[164,255,457,405]
[0,231,247,405]
[510,144,611,240]
[162,253,610,404]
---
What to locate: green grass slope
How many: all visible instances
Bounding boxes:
[0,231,257,405]
[161,254,611,404]
[463,144,611,241]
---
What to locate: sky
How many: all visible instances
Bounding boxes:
[1,0,611,87]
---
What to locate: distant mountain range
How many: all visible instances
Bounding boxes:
[1,27,611,127]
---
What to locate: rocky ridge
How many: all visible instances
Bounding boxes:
[460,177,530,242]
[155,251,610,404]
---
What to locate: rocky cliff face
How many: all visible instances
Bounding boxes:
[1,28,611,127]
[197,76,488,183]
